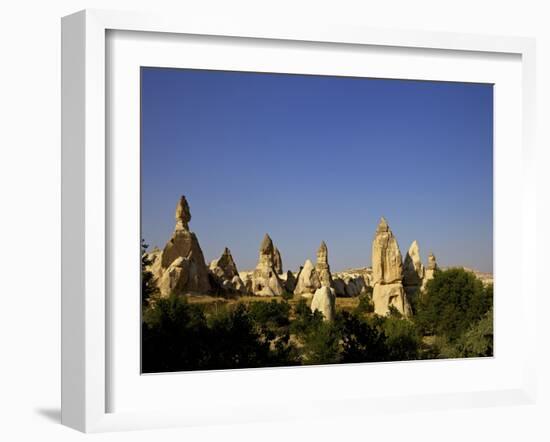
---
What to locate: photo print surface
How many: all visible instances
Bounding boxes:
[140,68,493,373]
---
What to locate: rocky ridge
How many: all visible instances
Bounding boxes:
[145,196,491,321]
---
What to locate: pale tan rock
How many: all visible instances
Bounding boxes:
[371,217,411,317]
[421,252,438,292]
[251,234,285,296]
[344,276,367,297]
[145,247,163,282]
[315,241,333,287]
[427,252,438,270]
[174,195,191,231]
[239,271,254,293]
[231,275,247,293]
[156,196,211,296]
[294,259,321,297]
[209,247,239,278]
[209,247,248,294]
[273,247,283,275]
[372,217,403,285]
[372,283,412,317]
[310,286,336,321]
[403,240,425,299]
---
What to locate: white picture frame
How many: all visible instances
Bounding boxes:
[61,9,537,433]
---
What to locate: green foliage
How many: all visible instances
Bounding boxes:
[387,305,403,319]
[141,239,158,306]
[435,309,493,359]
[381,317,421,361]
[416,268,492,341]
[354,293,374,315]
[289,298,323,335]
[142,269,494,371]
[142,295,299,372]
[142,295,211,372]
[301,320,341,365]
[248,300,290,328]
[339,311,387,363]
[281,291,294,301]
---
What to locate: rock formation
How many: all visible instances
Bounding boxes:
[371,217,411,317]
[283,270,296,293]
[421,252,438,292]
[403,240,425,299]
[273,247,283,275]
[251,234,286,296]
[209,247,248,294]
[343,275,366,296]
[153,196,211,297]
[332,277,347,296]
[310,286,336,321]
[315,241,333,287]
[294,259,321,297]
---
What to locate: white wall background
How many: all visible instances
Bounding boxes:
[0,1,548,441]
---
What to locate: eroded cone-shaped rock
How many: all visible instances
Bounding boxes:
[284,270,296,293]
[344,275,366,297]
[252,234,285,296]
[273,247,283,275]
[294,259,321,297]
[209,247,247,294]
[372,217,403,285]
[332,277,347,296]
[209,247,238,278]
[371,217,411,317]
[156,196,211,296]
[403,240,425,299]
[421,252,438,292]
[316,241,333,288]
[310,286,336,321]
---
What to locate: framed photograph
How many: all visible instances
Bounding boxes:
[61,9,537,432]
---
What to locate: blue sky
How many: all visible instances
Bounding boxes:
[141,68,493,273]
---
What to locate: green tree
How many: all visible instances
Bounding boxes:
[141,239,158,307]
[353,293,374,316]
[382,317,421,361]
[142,294,211,372]
[339,311,387,363]
[301,320,341,365]
[416,268,492,341]
[436,309,493,358]
[290,299,341,365]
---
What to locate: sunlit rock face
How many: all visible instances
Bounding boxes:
[310,286,336,321]
[403,240,425,300]
[421,252,438,292]
[153,196,212,297]
[251,234,285,296]
[209,247,248,294]
[294,259,321,297]
[315,241,333,288]
[371,217,411,317]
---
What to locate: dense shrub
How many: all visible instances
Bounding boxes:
[415,268,492,340]
[248,300,291,328]
[339,311,387,363]
[142,295,211,372]
[300,320,342,365]
[142,295,298,372]
[354,293,374,315]
[381,317,421,361]
[141,239,158,306]
[435,309,493,359]
[142,268,493,371]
